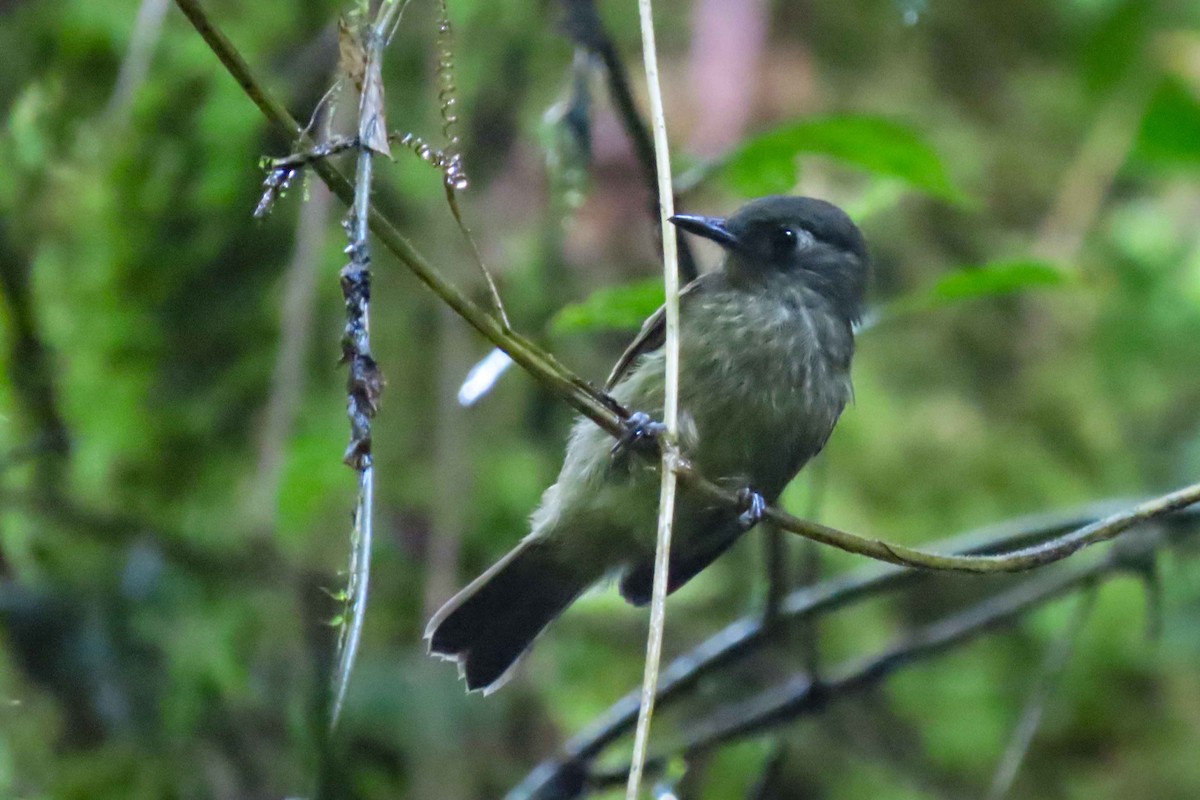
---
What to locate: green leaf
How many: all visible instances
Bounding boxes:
[550,278,664,335]
[724,142,800,196]
[1133,79,1200,168]
[928,259,1070,303]
[873,260,1071,327]
[722,115,965,202]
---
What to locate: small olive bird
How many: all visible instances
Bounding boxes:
[427,196,870,692]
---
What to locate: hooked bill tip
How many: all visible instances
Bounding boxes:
[669,213,740,250]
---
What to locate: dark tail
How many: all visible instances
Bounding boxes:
[425,539,587,693]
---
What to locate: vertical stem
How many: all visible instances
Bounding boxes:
[796,455,828,675]
[986,589,1097,799]
[331,10,392,726]
[330,117,377,729]
[626,0,680,795]
[761,521,786,628]
[331,467,374,725]
[105,0,171,126]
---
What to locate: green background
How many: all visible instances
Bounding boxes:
[1,0,1199,797]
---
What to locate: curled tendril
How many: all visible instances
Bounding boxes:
[434,0,468,191]
[257,0,471,208]
[395,132,468,190]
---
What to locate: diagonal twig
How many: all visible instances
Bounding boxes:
[173,0,1200,582]
[508,500,1199,798]
[582,523,1192,794]
[559,0,698,282]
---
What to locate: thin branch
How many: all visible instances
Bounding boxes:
[590,528,1186,789]
[508,501,1198,798]
[761,519,787,628]
[330,0,402,728]
[560,0,698,282]
[824,702,970,800]
[673,461,1200,574]
[264,134,361,172]
[165,7,1200,793]
[174,0,625,438]
[428,0,510,327]
[105,0,171,126]
[986,588,1097,800]
[746,741,788,800]
[687,565,1104,754]
[173,0,1200,583]
[443,186,511,329]
[264,132,510,330]
[796,455,829,675]
[331,467,374,726]
[625,0,681,794]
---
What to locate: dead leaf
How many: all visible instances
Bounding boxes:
[359,54,392,157]
[337,17,367,93]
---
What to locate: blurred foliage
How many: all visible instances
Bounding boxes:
[877,259,1072,323]
[720,114,965,202]
[1134,77,1200,168]
[551,277,663,334]
[0,0,1198,798]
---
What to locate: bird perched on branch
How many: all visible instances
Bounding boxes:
[427,195,870,692]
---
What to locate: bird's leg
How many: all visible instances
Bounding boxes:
[736,487,768,530]
[610,411,667,466]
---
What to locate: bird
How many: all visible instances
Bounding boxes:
[426,195,870,693]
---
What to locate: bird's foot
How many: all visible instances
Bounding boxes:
[611,411,667,466]
[736,487,768,530]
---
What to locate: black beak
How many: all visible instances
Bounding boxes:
[669,214,740,251]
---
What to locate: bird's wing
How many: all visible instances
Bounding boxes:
[604,272,714,391]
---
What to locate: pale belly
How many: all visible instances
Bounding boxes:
[538,312,849,572]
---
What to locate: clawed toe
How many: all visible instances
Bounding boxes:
[736,487,767,530]
[610,411,666,465]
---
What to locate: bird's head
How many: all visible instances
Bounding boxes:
[670,196,870,323]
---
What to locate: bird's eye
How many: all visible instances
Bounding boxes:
[770,226,803,256]
[771,227,795,253]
